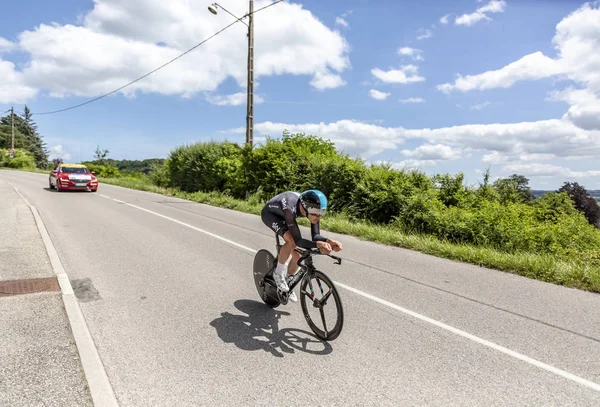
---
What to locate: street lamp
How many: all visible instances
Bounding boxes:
[208,1,254,147]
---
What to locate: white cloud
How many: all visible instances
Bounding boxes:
[399,97,425,104]
[440,15,450,24]
[224,119,405,158]
[416,28,433,40]
[470,101,491,110]
[550,87,600,131]
[398,47,424,61]
[502,163,600,178]
[437,51,563,93]
[383,159,438,169]
[369,89,390,100]
[401,144,463,161]
[455,0,507,26]
[371,65,425,84]
[438,2,600,135]
[310,70,347,90]
[0,59,38,104]
[2,0,350,104]
[335,17,348,28]
[222,115,600,167]
[205,92,265,106]
[0,37,15,52]
[48,145,72,161]
[482,151,556,164]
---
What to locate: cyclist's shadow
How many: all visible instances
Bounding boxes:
[210,299,333,358]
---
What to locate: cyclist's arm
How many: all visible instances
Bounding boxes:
[311,221,328,243]
[283,208,318,249]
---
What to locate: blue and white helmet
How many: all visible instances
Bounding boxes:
[299,190,328,216]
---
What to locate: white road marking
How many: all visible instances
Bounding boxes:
[100,193,600,393]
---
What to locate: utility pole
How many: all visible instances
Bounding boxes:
[208,1,255,147]
[246,0,254,147]
[10,106,14,158]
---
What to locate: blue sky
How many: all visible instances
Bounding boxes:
[1,0,599,190]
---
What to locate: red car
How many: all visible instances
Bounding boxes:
[49,163,99,192]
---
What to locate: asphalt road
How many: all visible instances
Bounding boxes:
[2,169,600,406]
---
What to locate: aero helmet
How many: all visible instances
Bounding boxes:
[299,190,328,216]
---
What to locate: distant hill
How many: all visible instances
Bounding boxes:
[533,189,600,202]
[83,158,165,174]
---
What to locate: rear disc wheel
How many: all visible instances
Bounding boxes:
[252,249,280,308]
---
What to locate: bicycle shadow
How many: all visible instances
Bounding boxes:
[210,299,333,358]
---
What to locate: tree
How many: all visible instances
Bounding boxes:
[557,181,600,227]
[493,173,534,204]
[94,145,110,165]
[0,106,49,168]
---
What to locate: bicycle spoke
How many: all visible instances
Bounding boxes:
[316,277,325,295]
[320,289,333,305]
[319,307,328,336]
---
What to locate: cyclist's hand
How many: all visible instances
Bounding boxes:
[328,239,343,252]
[317,241,332,254]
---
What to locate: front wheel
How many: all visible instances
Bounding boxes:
[300,270,344,341]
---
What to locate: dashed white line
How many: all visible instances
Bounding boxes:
[99,193,600,393]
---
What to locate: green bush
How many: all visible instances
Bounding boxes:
[347,164,428,224]
[83,163,121,178]
[166,141,244,194]
[243,132,338,199]
[395,189,445,235]
[0,148,36,169]
[310,155,368,213]
[148,161,171,188]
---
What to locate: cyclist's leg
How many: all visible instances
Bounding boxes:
[281,231,300,302]
[287,245,302,276]
[261,207,290,291]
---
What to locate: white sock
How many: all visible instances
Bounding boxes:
[275,262,285,275]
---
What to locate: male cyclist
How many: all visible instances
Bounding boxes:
[260,190,343,302]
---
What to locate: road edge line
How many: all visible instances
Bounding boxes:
[11,183,119,407]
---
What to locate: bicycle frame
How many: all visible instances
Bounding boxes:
[274,233,342,294]
[254,233,345,340]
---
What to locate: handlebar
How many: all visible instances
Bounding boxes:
[294,247,342,266]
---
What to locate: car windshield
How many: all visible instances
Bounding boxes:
[61,167,89,174]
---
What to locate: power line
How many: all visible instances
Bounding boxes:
[33,0,283,116]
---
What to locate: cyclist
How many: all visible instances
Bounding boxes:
[260,190,343,302]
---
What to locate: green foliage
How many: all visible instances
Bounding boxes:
[557,181,600,227]
[433,172,476,208]
[493,174,534,204]
[347,164,429,224]
[148,160,171,188]
[244,132,338,198]
[83,163,121,178]
[309,155,368,212]
[0,125,28,150]
[94,145,110,165]
[0,148,36,169]
[395,189,445,235]
[0,107,48,168]
[166,140,244,193]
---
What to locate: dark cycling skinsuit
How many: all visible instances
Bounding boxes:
[261,191,328,249]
